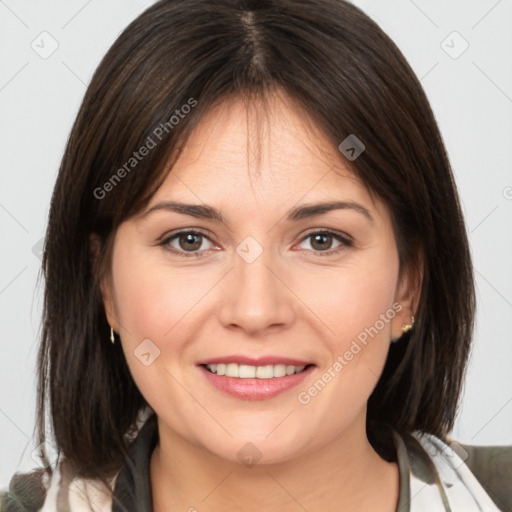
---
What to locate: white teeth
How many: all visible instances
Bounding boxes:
[226,363,239,377]
[273,364,287,377]
[239,365,256,378]
[205,363,308,378]
[256,365,274,379]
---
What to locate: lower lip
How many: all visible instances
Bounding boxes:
[199,365,315,400]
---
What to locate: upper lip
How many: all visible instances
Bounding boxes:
[197,355,313,366]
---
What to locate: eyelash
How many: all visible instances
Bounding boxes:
[159,229,354,259]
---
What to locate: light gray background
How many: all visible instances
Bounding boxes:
[1,0,511,489]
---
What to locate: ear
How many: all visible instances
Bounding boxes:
[89,233,120,332]
[390,252,423,340]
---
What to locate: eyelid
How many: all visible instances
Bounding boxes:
[299,228,353,244]
[159,227,214,243]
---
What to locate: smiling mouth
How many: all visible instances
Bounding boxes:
[202,363,313,379]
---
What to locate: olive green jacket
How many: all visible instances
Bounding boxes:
[1,413,511,511]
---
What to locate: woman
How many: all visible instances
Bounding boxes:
[1,0,511,511]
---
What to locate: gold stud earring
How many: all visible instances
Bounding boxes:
[110,327,116,345]
[401,316,415,334]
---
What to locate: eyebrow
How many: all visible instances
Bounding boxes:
[142,200,374,223]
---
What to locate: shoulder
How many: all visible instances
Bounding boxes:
[0,468,48,512]
[1,408,155,512]
[0,459,116,512]
[412,432,512,512]
[457,441,512,512]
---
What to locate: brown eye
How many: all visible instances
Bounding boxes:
[160,230,215,258]
[310,233,334,251]
[177,232,203,251]
[298,230,353,256]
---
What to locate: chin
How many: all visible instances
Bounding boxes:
[198,429,311,467]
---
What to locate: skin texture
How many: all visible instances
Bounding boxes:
[101,90,420,511]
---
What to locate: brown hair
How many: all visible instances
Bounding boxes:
[36,0,474,491]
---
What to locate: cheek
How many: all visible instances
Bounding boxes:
[294,255,399,429]
[108,243,182,375]
[112,255,172,344]
[110,246,200,408]
[299,251,399,353]
[111,241,208,343]
[110,245,224,372]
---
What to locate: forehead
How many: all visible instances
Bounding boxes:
[149,91,376,214]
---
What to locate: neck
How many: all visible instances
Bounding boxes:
[150,413,399,512]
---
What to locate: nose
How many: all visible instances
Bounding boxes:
[218,244,295,335]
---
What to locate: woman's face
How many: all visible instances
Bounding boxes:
[101,92,417,465]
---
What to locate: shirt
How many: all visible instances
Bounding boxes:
[1,408,511,511]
